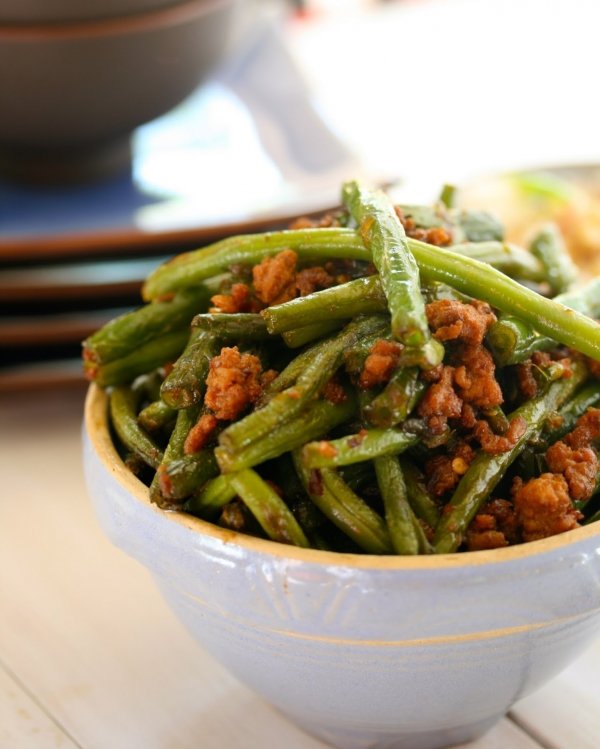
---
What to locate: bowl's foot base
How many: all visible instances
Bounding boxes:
[0,136,132,185]
[290,712,502,749]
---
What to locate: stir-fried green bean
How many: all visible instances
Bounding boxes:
[528,223,578,295]
[408,239,600,362]
[263,275,386,334]
[398,457,440,528]
[151,405,218,506]
[186,473,237,518]
[142,228,370,301]
[160,329,219,410]
[137,398,177,434]
[84,287,211,366]
[281,320,343,348]
[89,329,190,387]
[342,180,443,367]
[109,385,164,470]
[229,469,310,547]
[374,455,430,555]
[486,276,600,366]
[301,427,418,469]
[364,367,425,428]
[215,396,356,474]
[293,452,392,554]
[86,176,600,557]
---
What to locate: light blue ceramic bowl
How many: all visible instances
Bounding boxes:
[83,384,600,749]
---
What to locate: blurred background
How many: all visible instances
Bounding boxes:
[1,0,600,391]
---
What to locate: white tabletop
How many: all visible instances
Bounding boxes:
[3,1,600,747]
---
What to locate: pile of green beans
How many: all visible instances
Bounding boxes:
[84,180,600,555]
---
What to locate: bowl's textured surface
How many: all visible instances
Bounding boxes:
[83,385,600,749]
[0,0,239,181]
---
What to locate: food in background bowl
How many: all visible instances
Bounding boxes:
[459,164,600,278]
[83,180,600,749]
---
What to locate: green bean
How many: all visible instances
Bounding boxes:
[142,228,370,301]
[439,184,457,209]
[281,320,342,348]
[364,367,425,428]
[408,240,600,362]
[137,399,177,434]
[262,275,386,334]
[293,452,392,554]
[396,203,504,243]
[86,329,190,387]
[131,369,164,402]
[259,335,334,400]
[398,457,441,528]
[453,210,505,243]
[342,181,442,367]
[529,223,578,295]
[338,461,376,493]
[156,449,219,504]
[448,241,545,282]
[421,282,470,304]
[160,329,219,409]
[219,316,386,454]
[485,317,556,367]
[186,473,237,518]
[486,276,600,366]
[151,406,218,505]
[433,359,589,553]
[301,427,418,469]
[83,288,210,365]
[134,225,563,365]
[215,395,356,474]
[540,382,600,447]
[394,203,450,231]
[276,455,331,530]
[191,313,272,341]
[374,455,430,554]
[584,507,600,525]
[229,469,310,547]
[109,385,164,470]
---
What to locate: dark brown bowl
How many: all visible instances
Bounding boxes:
[0,0,241,183]
[0,0,186,24]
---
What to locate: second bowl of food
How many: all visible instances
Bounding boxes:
[83,180,600,749]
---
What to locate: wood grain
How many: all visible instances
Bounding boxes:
[0,664,79,749]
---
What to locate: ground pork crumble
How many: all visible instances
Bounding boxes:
[204,346,276,422]
[209,249,337,313]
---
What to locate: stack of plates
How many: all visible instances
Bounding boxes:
[0,18,375,391]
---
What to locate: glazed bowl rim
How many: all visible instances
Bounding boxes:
[0,0,234,41]
[85,382,600,570]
